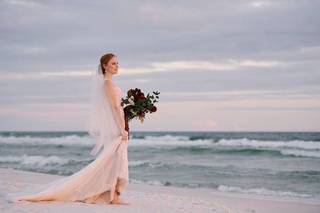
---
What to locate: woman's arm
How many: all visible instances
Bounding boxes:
[104,81,128,140]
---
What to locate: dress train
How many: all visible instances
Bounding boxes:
[9,136,128,204]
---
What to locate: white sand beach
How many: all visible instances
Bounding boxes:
[0,168,319,213]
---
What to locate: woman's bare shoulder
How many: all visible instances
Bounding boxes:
[104,80,116,88]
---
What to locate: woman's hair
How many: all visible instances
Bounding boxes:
[100,53,116,75]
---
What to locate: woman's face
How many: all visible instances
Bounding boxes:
[104,56,119,74]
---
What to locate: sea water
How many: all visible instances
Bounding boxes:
[0,131,319,202]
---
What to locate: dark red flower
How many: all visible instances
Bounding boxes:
[134,92,143,100]
[134,88,141,93]
[150,106,157,112]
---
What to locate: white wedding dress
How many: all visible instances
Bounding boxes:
[9,80,129,204]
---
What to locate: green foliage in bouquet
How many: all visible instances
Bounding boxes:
[121,88,160,123]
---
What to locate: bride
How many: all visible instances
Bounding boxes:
[9,53,130,205]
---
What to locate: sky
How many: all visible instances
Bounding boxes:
[0,0,319,131]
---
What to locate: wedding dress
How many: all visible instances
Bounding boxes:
[8,67,129,204]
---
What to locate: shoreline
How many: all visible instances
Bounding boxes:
[0,168,319,213]
[130,178,319,205]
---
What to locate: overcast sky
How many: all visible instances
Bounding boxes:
[0,0,319,131]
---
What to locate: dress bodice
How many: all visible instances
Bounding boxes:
[104,79,123,104]
[115,86,123,105]
[117,87,125,120]
[104,79,125,120]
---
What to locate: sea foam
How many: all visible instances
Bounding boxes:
[216,138,320,150]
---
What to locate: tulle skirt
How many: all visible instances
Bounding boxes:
[7,136,129,204]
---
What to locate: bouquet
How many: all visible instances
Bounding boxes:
[121,88,160,134]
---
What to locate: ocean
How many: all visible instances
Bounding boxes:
[0,131,319,202]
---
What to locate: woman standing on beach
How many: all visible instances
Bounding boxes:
[10,53,130,205]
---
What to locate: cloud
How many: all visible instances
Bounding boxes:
[4,0,44,8]
[120,59,284,75]
[0,58,285,80]
[0,0,319,130]
[249,1,272,8]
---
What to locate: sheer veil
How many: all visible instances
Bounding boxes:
[5,65,126,203]
[86,64,122,156]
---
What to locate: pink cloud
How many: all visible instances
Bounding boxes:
[192,119,218,131]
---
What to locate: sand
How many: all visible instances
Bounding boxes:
[0,168,319,213]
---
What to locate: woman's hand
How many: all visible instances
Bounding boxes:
[121,130,128,141]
